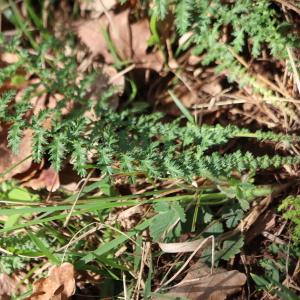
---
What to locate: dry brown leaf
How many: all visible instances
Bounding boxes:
[76,18,110,60]
[0,128,33,181]
[27,263,75,300]
[0,273,17,300]
[117,205,144,221]
[131,19,149,59]
[245,210,276,244]
[155,261,246,300]
[0,52,20,64]
[76,10,163,72]
[201,81,223,96]
[109,10,131,59]
[15,82,47,115]
[78,0,117,18]
[23,167,60,192]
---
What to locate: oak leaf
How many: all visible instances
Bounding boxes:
[76,10,163,72]
[0,128,33,181]
[0,273,17,300]
[27,263,75,300]
[23,167,60,192]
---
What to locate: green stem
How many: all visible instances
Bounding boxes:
[8,0,37,49]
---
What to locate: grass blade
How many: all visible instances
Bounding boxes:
[168,90,194,123]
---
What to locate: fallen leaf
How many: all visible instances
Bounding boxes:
[23,167,60,192]
[78,0,117,18]
[0,52,20,64]
[0,128,33,181]
[15,81,47,115]
[117,205,144,221]
[245,210,276,243]
[155,261,247,300]
[76,10,163,72]
[201,80,223,97]
[158,238,209,253]
[27,263,75,300]
[109,10,131,59]
[76,18,110,60]
[131,19,149,59]
[0,273,17,300]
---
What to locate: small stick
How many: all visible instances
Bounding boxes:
[63,169,94,227]
[287,47,300,96]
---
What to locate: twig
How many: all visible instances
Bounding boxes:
[159,235,215,290]
[193,98,246,109]
[60,222,101,261]
[109,64,136,84]
[123,272,128,300]
[287,47,300,96]
[273,0,300,15]
[0,155,32,181]
[134,241,149,300]
[227,46,292,98]
[63,169,95,227]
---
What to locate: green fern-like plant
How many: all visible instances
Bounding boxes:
[153,0,299,119]
[0,35,299,180]
[279,196,300,243]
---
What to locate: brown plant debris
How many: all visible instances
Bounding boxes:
[155,261,247,300]
[26,263,76,300]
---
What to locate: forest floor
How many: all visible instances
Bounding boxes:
[0,1,300,300]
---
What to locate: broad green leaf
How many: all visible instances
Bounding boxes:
[150,201,186,242]
[224,209,244,228]
[202,221,224,237]
[218,236,244,261]
[8,187,37,201]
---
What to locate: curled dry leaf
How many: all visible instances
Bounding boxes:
[23,167,60,192]
[158,238,209,253]
[27,263,75,300]
[245,210,276,244]
[0,128,33,181]
[155,261,247,300]
[76,9,163,72]
[0,273,17,300]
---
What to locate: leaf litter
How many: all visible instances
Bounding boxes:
[155,261,247,300]
[0,128,33,181]
[26,263,75,300]
[0,1,300,299]
[76,9,163,71]
[0,273,17,300]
